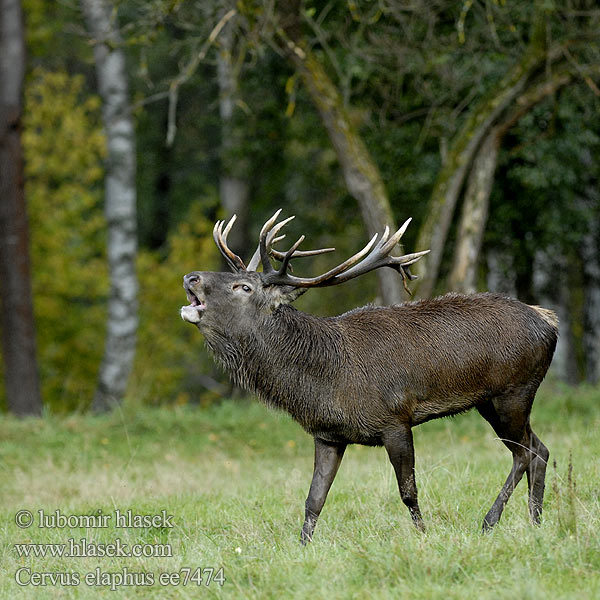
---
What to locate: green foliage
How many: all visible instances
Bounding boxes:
[20,69,223,411]
[23,0,91,73]
[486,84,600,284]
[132,202,221,406]
[23,68,108,412]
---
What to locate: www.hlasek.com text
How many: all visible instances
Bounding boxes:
[14,537,172,559]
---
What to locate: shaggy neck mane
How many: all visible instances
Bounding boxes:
[205,304,346,411]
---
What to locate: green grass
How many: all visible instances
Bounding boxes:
[1,381,599,599]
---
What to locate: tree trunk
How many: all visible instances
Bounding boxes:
[216,5,248,397]
[486,248,517,297]
[277,1,404,304]
[533,250,578,384]
[413,1,552,299]
[579,160,600,384]
[448,68,575,295]
[288,51,404,304]
[217,7,250,261]
[81,0,138,412]
[414,49,549,298]
[582,224,600,384]
[0,0,43,416]
[448,130,499,293]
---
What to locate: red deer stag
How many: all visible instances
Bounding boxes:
[181,210,558,542]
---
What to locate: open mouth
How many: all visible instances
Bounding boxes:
[181,286,206,324]
[186,289,206,311]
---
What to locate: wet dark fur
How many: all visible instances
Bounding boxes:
[202,291,557,445]
[183,269,558,538]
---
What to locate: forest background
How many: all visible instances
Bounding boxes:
[1,0,599,414]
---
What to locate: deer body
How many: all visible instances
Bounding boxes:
[181,212,557,541]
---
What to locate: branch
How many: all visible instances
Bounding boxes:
[498,62,600,137]
[562,47,600,97]
[166,8,237,146]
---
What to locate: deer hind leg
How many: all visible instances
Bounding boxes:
[526,429,549,524]
[477,389,547,531]
[382,425,425,531]
[301,437,346,545]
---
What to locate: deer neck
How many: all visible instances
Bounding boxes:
[208,305,346,414]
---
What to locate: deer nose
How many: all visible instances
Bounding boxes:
[184,273,201,287]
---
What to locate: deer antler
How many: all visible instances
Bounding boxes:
[259,215,429,292]
[213,211,334,273]
[213,215,247,272]
[213,211,429,294]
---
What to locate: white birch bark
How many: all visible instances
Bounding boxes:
[81,0,138,411]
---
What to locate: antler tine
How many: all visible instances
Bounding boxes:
[246,247,263,272]
[390,249,431,268]
[278,235,305,275]
[212,211,426,285]
[268,229,335,262]
[269,246,335,261]
[269,215,295,240]
[330,221,427,284]
[259,208,283,238]
[247,214,294,271]
[222,213,237,239]
[271,234,286,245]
[332,249,429,286]
[213,215,247,272]
[247,211,335,272]
[379,225,390,246]
[257,210,287,273]
[380,217,411,254]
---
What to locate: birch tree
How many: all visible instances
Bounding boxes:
[81,0,138,411]
[0,0,42,415]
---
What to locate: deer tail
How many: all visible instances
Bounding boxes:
[530,305,559,330]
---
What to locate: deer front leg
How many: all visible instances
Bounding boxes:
[301,437,346,544]
[382,425,425,531]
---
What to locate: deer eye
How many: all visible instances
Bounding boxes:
[233,283,252,293]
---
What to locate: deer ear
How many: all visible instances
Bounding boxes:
[264,283,307,305]
[283,287,307,302]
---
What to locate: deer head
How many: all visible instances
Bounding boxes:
[181,209,429,333]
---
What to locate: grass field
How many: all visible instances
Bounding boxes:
[1,381,599,599]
